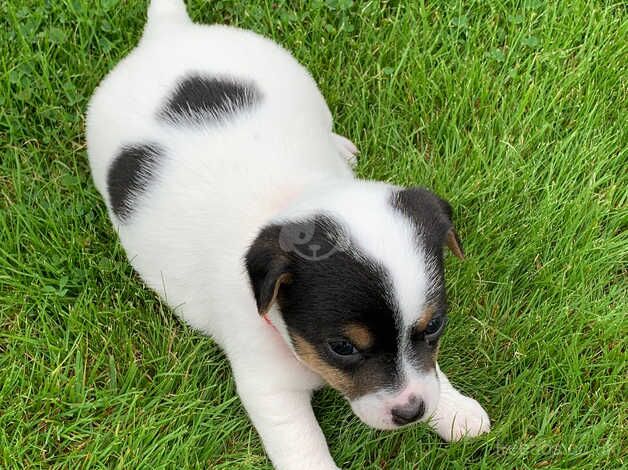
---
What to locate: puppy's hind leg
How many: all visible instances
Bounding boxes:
[332,133,359,170]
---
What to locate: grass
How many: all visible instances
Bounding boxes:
[1,0,626,468]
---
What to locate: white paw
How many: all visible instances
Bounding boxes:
[332,132,359,168]
[429,392,490,442]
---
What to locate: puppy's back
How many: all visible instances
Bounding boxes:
[85,0,349,335]
[87,16,332,202]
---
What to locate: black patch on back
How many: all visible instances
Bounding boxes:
[245,216,402,395]
[107,143,163,221]
[159,74,261,125]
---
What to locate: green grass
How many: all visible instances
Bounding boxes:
[1,0,626,468]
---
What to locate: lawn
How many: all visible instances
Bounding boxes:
[1,0,626,468]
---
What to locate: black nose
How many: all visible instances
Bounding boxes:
[391,398,425,426]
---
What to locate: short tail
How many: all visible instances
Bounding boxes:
[143,0,191,39]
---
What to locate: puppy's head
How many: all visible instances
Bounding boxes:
[245,183,463,429]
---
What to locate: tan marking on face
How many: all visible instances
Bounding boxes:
[292,334,359,398]
[343,324,374,350]
[415,304,436,331]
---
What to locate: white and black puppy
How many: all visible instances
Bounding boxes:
[86,1,490,468]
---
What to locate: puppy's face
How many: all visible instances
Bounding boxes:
[245,185,463,429]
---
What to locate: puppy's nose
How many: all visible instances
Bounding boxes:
[391,397,425,426]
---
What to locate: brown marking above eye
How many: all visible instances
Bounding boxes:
[343,324,374,351]
[291,334,358,398]
[414,304,436,332]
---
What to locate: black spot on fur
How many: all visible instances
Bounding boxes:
[159,74,261,125]
[107,143,163,221]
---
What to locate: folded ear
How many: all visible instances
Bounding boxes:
[392,187,464,260]
[244,225,292,315]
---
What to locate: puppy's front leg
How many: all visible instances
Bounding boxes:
[234,367,338,470]
[428,364,491,442]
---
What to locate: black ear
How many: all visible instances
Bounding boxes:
[392,187,464,260]
[244,225,292,315]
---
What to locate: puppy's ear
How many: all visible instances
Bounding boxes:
[392,187,464,260]
[435,196,465,260]
[245,225,292,315]
[445,225,464,260]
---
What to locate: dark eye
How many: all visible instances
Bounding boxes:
[328,339,359,356]
[424,316,447,343]
[425,317,443,335]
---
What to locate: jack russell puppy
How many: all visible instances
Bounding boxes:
[86,1,490,468]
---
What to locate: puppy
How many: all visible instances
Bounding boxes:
[86,1,490,468]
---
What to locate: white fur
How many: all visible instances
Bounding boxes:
[429,365,491,440]
[86,1,489,468]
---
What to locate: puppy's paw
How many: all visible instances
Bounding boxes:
[429,392,490,442]
[332,133,359,168]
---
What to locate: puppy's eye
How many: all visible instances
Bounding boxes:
[424,316,447,343]
[328,340,359,356]
[425,317,442,335]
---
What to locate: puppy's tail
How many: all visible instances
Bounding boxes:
[143,0,191,40]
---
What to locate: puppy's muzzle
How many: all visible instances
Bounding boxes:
[391,395,425,426]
